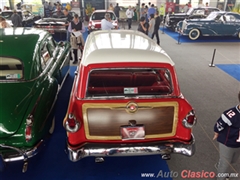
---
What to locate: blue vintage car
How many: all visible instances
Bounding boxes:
[176,11,240,40]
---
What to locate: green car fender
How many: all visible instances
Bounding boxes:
[23,76,58,147]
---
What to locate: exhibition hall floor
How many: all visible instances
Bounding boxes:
[1,24,239,180]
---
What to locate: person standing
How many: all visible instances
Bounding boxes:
[109,3,114,11]
[63,8,73,42]
[11,10,22,27]
[213,91,240,180]
[68,14,85,64]
[44,1,49,17]
[101,13,114,30]
[140,3,145,18]
[49,2,54,16]
[114,3,120,19]
[159,4,165,21]
[126,6,134,29]
[137,16,147,34]
[144,5,149,23]
[148,4,156,19]
[183,4,189,13]
[136,3,140,21]
[148,14,155,38]
[152,11,161,45]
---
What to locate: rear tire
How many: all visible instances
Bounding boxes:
[189,29,200,40]
[49,117,55,134]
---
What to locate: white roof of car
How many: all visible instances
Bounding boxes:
[93,10,114,13]
[81,30,174,66]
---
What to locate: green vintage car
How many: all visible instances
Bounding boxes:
[0,28,70,172]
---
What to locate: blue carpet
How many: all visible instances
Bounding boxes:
[0,66,171,180]
[216,64,240,82]
[160,27,240,43]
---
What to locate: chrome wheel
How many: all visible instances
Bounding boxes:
[189,29,200,40]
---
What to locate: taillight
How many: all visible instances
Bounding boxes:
[25,115,33,142]
[25,126,32,141]
[64,114,80,133]
[88,21,92,29]
[182,110,197,129]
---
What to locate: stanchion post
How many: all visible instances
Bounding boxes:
[209,49,216,67]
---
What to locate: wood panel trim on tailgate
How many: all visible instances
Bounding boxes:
[82,102,179,140]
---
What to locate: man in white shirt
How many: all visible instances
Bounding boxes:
[101,13,114,30]
[126,6,134,29]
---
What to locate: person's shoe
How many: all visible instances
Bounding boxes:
[72,61,78,64]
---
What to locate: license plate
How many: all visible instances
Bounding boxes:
[121,125,145,140]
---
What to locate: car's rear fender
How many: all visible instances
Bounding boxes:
[11,76,58,148]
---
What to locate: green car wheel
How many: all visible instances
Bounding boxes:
[189,29,200,40]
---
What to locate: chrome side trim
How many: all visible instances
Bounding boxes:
[60,52,70,70]
[0,140,44,162]
[59,69,70,91]
[66,134,195,162]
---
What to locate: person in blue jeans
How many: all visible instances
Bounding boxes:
[213,91,240,180]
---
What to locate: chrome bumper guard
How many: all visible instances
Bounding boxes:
[0,140,44,163]
[67,134,195,162]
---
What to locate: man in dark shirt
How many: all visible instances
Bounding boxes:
[63,8,73,42]
[11,10,22,27]
[151,11,161,45]
[213,91,240,180]
[114,3,120,19]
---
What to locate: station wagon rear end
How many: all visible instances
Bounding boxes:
[63,30,196,163]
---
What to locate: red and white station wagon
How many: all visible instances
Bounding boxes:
[88,10,119,33]
[63,30,196,162]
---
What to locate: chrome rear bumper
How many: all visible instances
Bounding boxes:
[0,140,44,163]
[66,134,195,162]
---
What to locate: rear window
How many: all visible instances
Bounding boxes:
[92,12,116,20]
[86,68,172,97]
[0,57,23,80]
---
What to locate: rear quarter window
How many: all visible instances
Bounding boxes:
[86,68,173,97]
[92,12,116,20]
[0,57,23,80]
